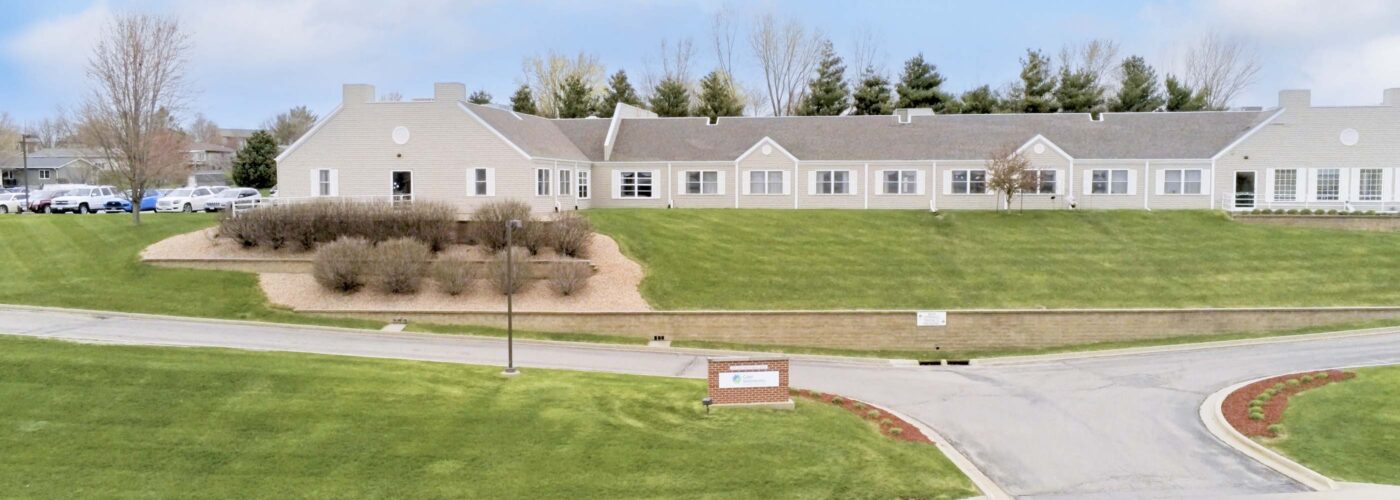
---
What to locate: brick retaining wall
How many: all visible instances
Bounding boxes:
[1235,215,1400,232]
[305,306,1400,353]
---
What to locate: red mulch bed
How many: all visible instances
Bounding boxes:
[1223,369,1355,438]
[790,388,932,445]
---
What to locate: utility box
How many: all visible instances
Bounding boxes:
[706,356,794,410]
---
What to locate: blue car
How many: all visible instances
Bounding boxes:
[104,189,165,213]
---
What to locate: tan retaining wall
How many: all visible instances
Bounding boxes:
[303,306,1400,353]
[147,257,593,276]
[1234,215,1400,232]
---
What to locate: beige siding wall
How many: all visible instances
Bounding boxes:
[277,100,541,217]
[1146,160,1213,209]
[936,160,1000,210]
[1014,139,1072,210]
[797,162,864,209]
[591,163,671,209]
[1072,161,1145,210]
[528,158,592,212]
[736,145,797,209]
[868,163,935,209]
[672,161,739,209]
[1218,104,1400,212]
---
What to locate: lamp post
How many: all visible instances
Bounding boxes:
[502,219,523,377]
[20,134,36,212]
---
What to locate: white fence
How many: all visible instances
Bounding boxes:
[229,194,414,217]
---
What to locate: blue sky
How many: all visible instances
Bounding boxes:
[4,0,1400,129]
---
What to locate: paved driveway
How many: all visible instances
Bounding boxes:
[5,306,1399,498]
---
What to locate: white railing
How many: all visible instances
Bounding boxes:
[1222,193,1399,213]
[228,194,415,217]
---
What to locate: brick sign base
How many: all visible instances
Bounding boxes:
[707,357,793,410]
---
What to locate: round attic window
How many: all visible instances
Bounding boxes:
[1339,128,1359,146]
[1033,143,1046,154]
[392,126,411,145]
[761,144,773,155]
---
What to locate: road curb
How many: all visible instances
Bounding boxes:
[975,326,1400,366]
[861,401,1011,500]
[1197,363,1400,493]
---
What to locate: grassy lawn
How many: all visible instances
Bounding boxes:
[1268,365,1400,485]
[0,213,377,328]
[0,336,976,498]
[588,209,1400,310]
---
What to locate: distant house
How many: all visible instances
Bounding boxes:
[0,148,105,188]
[276,82,1400,216]
[218,128,258,150]
[187,142,235,187]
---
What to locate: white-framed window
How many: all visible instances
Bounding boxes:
[619,171,653,198]
[468,168,491,196]
[1273,169,1297,202]
[1091,169,1130,194]
[883,170,918,194]
[815,170,850,194]
[684,170,720,195]
[38,170,52,180]
[191,151,207,162]
[317,169,332,196]
[559,169,572,197]
[951,169,986,194]
[1162,169,1203,195]
[576,170,590,199]
[749,170,784,194]
[535,168,552,196]
[1026,170,1057,194]
[1358,168,1383,201]
[1316,168,1340,201]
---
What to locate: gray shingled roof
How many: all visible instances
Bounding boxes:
[463,103,591,161]
[553,118,610,161]
[0,157,87,169]
[599,111,1274,162]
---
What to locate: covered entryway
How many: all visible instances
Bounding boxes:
[391,171,413,206]
[1234,171,1256,209]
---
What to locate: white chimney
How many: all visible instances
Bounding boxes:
[1384,88,1400,106]
[1278,89,1311,109]
[342,84,375,107]
[434,82,467,102]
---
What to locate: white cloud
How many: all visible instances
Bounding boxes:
[1303,35,1400,105]
[1202,0,1400,44]
[3,1,110,95]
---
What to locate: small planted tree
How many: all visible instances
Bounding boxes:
[231,130,278,188]
[986,146,1038,211]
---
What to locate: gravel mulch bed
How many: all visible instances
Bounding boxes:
[791,389,932,445]
[1223,369,1355,438]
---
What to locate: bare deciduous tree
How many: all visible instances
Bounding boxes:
[522,51,604,118]
[379,91,403,102]
[710,6,740,81]
[79,13,191,224]
[1060,38,1121,93]
[26,110,77,148]
[985,145,1038,211]
[848,25,885,79]
[0,112,19,166]
[185,112,221,144]
[642,38,697,103]
[1185,33,1261,109]
[748,13,823,116]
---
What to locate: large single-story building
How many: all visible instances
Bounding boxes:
[276,82,1400,216]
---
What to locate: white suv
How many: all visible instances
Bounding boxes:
[157,187,218,212]
[51,186,121,214]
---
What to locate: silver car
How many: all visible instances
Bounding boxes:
[203,187,262,212]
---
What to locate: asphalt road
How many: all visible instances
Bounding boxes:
[5,306,1400,498]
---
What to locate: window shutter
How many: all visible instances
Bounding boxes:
[1127,170,1137,196]
[1199,169,1211,196]
[1383,168,1395,201]
[741,171,751,195]
[1340,168,1352,201]
[328,169,339,197]
[848,170,858,195]
[781,170,791,195]
[808,170,817,195]
[717,170,726,196]
[1155,169,1166,196]
[916,170,927,195]
[309,170,319,197]
[676,171,688,194]
[942,169,953,195]
[1083,170,1094,195]
[611,170,622,199]
[1264,168,1275,202]
[485,168,496,197]
[650,169,662,199]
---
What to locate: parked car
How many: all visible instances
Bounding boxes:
[0,193,26,213]
[208,186,229,194]
[105,189,166,213]
[156,187,218,212]
[203,187,262,212]
[52,186,122,214]
[27,189,70,214]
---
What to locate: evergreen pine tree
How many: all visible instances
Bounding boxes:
[468,90,492,105]
[958,85,1003,114]
[649,78,690,117]
[851,66,894,115]
[231,130,278,189]
[894,53,952,111]
[1009,49,1057,113]
[1165,75,1209,111]
[1110,56,1164,112]
[1054,67,1104,113]
[693,70,744,123]
[511,84,537,115]
[796,40,850,116]
[555,74,598,118]
[597,70,644,118]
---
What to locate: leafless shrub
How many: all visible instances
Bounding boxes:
[216,212,258,247]
[470,199,534,251]
[549,212,593,258]
[547,259,593,296]
[313,236,372,293]
[488,247,534,295]
[373,238,431,294]
[432,256,475,296]
[217,200,457,252]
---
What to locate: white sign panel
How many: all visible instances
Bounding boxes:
[718,370,780,389]
[730,364,770,371]
[916,311,947,327]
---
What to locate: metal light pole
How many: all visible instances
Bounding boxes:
[502,219,523,377]
[20,134,36,212]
